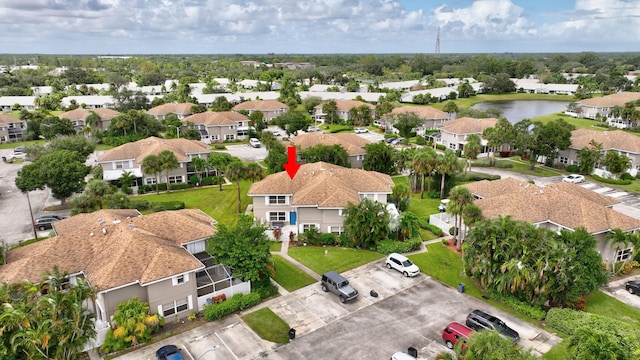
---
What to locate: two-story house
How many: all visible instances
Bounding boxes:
[0,114,27,143]
[232,100,288,122]
[438,117,498,154]
[312,100,376,124]
[573,92,640,120]
[459,178,640,266]
[556,129,640,177]
[147,102,196,120]
[248,162,394,235]
[59,108,121,132]
[97,137,211,186]
[182,111,251,143]
[388,106,450,133]
[288,133,370,169]
[0,209,249,347]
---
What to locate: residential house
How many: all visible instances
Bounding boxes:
[0,96,36,111]
[232,100,288,122]
[182,111,251,143]
[299,91,386,103]
[58,108,121,132]
[312,100,376,124]
[512,78,578,95]
[0,208,249,347]
[572,92,640,120]
[248,162,394,234]
[195,92,281,108]
[438,117,498,154]
[457,178,640,265]
[147,102,196,120]
[97,137,211,185]
[60,95,115,109]
[0,114,27,143]
[288,133,371,168]
[556,129,640,177]
[388,106,450,133]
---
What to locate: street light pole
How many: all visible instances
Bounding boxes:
[25,191,38,240]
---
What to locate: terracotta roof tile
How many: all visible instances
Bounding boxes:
[183,111,249,126]
[248,162,393,208]
[1,209,216,289]
[440,117,498,134]
[390,106,448,119]
[233,100,287,111]
[97,136,210,164]
[148,103,195,115]
[59,108,120,120]
[289,133,370,155]
[463,178,640,233]
[0,114,22,124]
[578,92,640,107]
[570,128,640,153]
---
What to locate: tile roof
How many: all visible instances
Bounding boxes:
[58,108,120,121]
[1,209,217,289]
[390,106,448,119]
[147,102,195,115]
[288,133,370,155]
[183,111,249,126]
[97,136,210,163]
[570,128,640,153]
[0,114,22,124]
[314,100,375,111]
[248,162,393,208]
[232,100,287,111]
[578,92,640,107]
[463,178,640,234]
[440,117,498,134]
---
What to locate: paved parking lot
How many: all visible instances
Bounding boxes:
[116,260,561,360]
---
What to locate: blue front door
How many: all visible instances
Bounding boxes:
[289,211,297,225]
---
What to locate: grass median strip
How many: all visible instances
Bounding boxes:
[287,246,384,275]
[242,307,290,344]
[271,255,317,292]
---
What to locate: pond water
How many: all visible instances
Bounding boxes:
[471,100,570,123]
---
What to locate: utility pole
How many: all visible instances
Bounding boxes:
[435,26,441,55]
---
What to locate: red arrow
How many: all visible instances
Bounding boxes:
[283,146,301,180]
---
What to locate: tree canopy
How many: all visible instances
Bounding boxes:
[299,144,349,167]
[363,142,396,175]
[343,198,389,249]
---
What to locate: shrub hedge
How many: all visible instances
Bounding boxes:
[456,171,501,182]
[592,174,632,185]
[489,293,546,320]
[377,238,422,254]
[203,292,261,321]
[566,164,579,173]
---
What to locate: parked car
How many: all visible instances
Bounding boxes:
[321,271,358,303]
[391,138,405,145]
[386,137,397,144]
[390,351,416,360]
[355,127,368,134]
[438,199,450,212]
[442,322,473,349]
[249,138,261,148]
[156,344,184,360]
[562,174,585,183]
[465,309,520,343]
[33,215,66,231]
[307,126,320,132]
[385,253,420,277]
[626,280,640,295]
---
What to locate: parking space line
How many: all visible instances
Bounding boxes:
[215,332,239,360]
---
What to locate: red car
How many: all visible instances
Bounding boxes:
[442,322,473,349]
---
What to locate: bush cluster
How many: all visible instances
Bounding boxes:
[566,164,580,173]
[591,174,632,185]
[456,171,501,182]
[151,201,186,211]
[203,292,261,321]
[621,173,635,181]
[489,292,546,320]
[376,238,421,254]
[329,126,352,133]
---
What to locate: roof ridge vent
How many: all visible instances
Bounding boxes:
[98,219,106,226]
[102,228,107,235]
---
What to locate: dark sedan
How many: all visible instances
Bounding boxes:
[156,345,184,360]
[626,280,640,296]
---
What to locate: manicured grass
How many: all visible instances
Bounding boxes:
[271,255,317,292]
[542,339,570,360]
[287,246,384,275]
[269,241,282,252]
[135,180,253,226]
[585,290,640,328]
[242,307,291,344]
[532,112,610,131]
[498,158,563,177]
[0,139,45,150]
[95,144,114,151]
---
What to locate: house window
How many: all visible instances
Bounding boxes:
[114,161,124,169]
[172,273,189,286]
[176,275,185,285]
[145,177,156,185]
[269,212,286,221]
[301,224,319,232]
[211,135,219,141]
[559,157,568,164]
[224,134,235,140]
[162,297,189,317]
[329,226,344,234]
[338,209,347,217]
[448,143,456,150]
[269,196,286,205]
[356,155,364,161]
[168,176,183,184]
[615,248,632,262]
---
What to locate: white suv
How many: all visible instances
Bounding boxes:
[249,138,261,148]
[385,253,420,277]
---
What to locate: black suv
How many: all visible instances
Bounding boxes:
[465,309,520,343]
[321,271,358,303]
[33,215,66,231]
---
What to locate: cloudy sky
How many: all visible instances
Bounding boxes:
[0,0,638,54]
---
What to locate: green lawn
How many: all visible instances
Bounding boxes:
[0,139,45,150]
[585,290,640,328]
[269,241,282,252]
[135,180,253,226]
[287,246,384,275]
[242,307,291,344]
[271,255,317,292]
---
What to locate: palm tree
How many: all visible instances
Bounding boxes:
[190,157,208,184]
[447,186,474,250]
[118,170,137,193]
[576,140,602,175]
[209,153,234,191]
[245,162,265,183]
[141,154,162,194]
[602,151,632,178]
[463,134,482,172]
[412,148,436,199]
[398,211,420,241]
[85,178,114,209]
[158,150,179,193]
[435,149,462,199]
[226,161,247,213]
